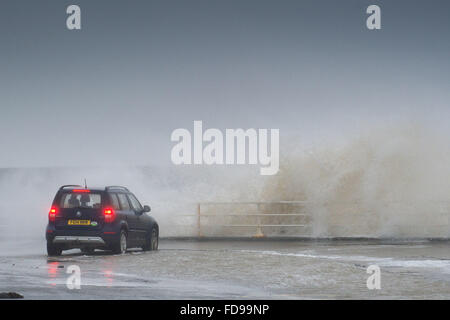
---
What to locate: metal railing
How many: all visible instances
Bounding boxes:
[180,201,310,238]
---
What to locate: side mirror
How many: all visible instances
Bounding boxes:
[143,205,151,213]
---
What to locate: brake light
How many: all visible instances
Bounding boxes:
[103,208,115,223]
[72,189,90,193]
[49,206,58,222]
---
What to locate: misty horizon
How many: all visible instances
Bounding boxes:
[1,0,449,168]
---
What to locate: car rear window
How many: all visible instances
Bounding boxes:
[60,193,102,209]
[108,193,121,210]
[117,193,131,210]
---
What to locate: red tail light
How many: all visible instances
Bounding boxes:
[49,206,58,222]
[103,208,115,223]
[72,189,90,193]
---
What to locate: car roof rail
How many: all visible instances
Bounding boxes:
[105,186,129,192]
[58,185,83,191]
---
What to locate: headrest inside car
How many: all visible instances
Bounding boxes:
[80,194,90,203]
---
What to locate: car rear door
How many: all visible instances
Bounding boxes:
[55,190,104,231]
[117,193,139,245]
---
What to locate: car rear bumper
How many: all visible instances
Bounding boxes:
[46,224,120,248]
[53,236,105,245]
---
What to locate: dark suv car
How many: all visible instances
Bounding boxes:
[46,185,159,256]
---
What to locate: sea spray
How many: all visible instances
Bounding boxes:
[260,124,450,237]
[1,123,450,247]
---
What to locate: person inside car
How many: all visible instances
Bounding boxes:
[68,194,80,208]
[80,194,91,208]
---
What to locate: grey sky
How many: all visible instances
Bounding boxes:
[0,0,449,167]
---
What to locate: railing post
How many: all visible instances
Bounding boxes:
[197,203,202,238]
[253,203,265,238]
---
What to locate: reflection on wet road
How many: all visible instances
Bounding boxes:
[2,239,450,299]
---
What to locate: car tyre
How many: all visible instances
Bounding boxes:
[112,229,127,254]
[47,242,62,256]
[143,227,158,251]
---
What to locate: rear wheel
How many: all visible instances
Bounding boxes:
[47,242,62,256]
[142,227,158,251]
[112,230,127,254]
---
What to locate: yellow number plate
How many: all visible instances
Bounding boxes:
[68,220,91,225]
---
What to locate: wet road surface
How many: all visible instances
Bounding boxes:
[1,239,450,299]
